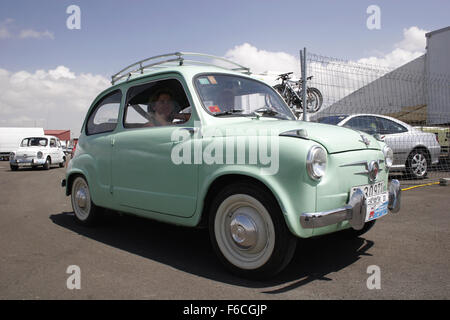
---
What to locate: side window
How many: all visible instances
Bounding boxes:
[86,90,122,135]
[123,78,191,129]
[378,118,408,134]
[344,116,378,134]
[50,139,56,147]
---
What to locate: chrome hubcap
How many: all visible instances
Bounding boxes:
[72,178,91,221]
[230,214,258,249]
[75,189,87,209]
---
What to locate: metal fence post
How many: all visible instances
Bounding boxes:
[301,47,308,121]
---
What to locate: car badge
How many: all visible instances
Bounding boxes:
[360,135,370,147]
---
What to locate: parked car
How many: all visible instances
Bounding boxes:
[318,114,441,179]
[10,135,67,170]
[0,127,45,160]
[62,52,401,279]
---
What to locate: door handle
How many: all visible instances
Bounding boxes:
[181,127,198,135]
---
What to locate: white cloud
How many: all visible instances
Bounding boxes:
[0,66,110,134]
[357,26,428,67]
[224,44,299,74]
[0,18,14,39]
[0,18,55,40]
[19,29,54,40]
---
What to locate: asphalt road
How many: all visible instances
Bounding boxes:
[0,163,449,300]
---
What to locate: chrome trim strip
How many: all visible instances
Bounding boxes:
[111,52,251,84]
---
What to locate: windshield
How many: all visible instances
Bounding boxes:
[21,137,48,147]
[318,115,349,125]
[194,74,296,120]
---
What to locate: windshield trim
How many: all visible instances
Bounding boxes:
[192,72,296,120]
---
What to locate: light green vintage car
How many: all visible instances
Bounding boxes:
[62,52,401,279]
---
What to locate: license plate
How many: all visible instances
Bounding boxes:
[351,182,389,222]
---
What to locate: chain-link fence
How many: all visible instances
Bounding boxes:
[297,52,450,184]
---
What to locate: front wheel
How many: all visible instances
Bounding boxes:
[43,157,50,170]
[59,157,66,168]
[209,182,297,279]
[10,164,18,171]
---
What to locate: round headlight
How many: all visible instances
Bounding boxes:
[37,151,43,159]
[383,145,393,169]
[307,146,327,180]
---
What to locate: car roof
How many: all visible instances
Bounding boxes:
[339,113,412,128]
[22,135,59,140]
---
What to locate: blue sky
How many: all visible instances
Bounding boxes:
[1,0,449,75]
[0,0,448,133]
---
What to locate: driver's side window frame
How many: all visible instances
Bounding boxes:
[122,76,194,130]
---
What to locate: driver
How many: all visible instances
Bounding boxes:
[146,89,176,127]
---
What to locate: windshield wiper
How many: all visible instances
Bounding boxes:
[213,109,245,117]
[252,108,291,120]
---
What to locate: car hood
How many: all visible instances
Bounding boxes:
[211,119,382,153]
[15,147,42,155]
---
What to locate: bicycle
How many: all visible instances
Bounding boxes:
[273,72,323,117]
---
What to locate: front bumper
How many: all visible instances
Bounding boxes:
[300,179,401,230]
[10,158,46,166]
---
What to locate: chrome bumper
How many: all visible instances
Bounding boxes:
[300,179,401,230]
[10,158,46,166]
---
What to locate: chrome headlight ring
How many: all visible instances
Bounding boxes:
[37,151,43,159]
[306,146,327,180]
[383,145,393,169]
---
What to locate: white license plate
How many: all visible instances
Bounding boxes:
[351,182,389,222]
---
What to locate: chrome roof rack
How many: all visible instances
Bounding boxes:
[111,52,251,85]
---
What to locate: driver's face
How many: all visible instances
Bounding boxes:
[154,93,174,117]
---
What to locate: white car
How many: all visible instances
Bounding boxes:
[318,114,441,179]
[9,135,67,171]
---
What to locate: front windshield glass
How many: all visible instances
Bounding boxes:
[194,74,296,120]
[21,137,48,147]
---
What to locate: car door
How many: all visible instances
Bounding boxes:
[376,117,409,165]
[81,89,123,203]
[111,76,198,218]
[49,138,58,162]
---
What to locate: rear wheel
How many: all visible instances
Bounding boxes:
[209,182,297,279]
[306,87,323,113]
[71,176,102,226]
